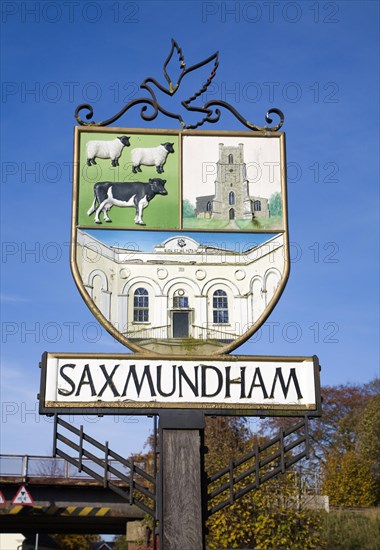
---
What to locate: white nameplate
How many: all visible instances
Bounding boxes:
[40,353,321,416]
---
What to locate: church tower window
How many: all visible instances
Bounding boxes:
[229,191,235,205]
[228,153,234,164]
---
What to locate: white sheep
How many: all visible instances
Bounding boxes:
[131,142,175,174]
[86,136,130,167]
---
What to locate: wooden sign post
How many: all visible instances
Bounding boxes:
[159,412,205,550]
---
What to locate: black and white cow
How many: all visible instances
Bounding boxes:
[87,178,168,225]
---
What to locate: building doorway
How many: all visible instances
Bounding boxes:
[172,312,190,338]
[229,208,235,220]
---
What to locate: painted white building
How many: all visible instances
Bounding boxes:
[76,231,284,352]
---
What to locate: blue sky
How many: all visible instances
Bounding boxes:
[1,1,379,459]
[85,229,273,250]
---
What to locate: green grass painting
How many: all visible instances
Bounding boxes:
[183,216,284,231]
[236,216,283,231]
[77,131,180,230]
[182,218,232,230]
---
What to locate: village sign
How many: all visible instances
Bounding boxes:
[39,40,321,416]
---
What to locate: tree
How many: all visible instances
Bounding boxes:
[205,417,322,549]
[53,534,100,550]
[206,474,322,549]
[260,381,377,462]
[358,391,380,490]
[183,198,195,218]
[260,379,380,507]
[113,535,129,549]
[316,381,380,506]
[268,192,282,217]
[205,416,251,468]
[322,449,378,506]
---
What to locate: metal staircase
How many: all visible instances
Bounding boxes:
[53,416,156,518]
[207,417,310,516]
[53,415,311,521]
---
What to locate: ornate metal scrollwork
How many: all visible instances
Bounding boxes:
[75,39,284,131]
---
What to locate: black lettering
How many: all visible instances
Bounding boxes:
[121,364,156,397]
[58,363,76,396]
[157,365,176,397]
[247,367,269,399]
[75,364,96,396]
[98,364,120,397]
[225,366,231,398]
[178,365,199,397]
[240,366,246,398]
[201,365,223,398]
[269,367,303,399]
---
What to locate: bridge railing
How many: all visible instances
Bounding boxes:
[0,454,129,481]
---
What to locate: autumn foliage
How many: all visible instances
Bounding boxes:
[204,417,322,549]
[204,379,380,548]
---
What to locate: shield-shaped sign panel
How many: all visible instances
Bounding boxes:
[72,128,289,355]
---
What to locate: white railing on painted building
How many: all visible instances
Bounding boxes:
[123,324,238,341]
[123,324,170,340]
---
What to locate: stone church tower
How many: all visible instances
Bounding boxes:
[195,142,269,221]
[211,143,253,220]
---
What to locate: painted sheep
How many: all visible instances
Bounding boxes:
[86,136,131,167]
[131,142,175,174]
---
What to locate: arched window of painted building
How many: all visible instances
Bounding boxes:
[213,290,229,324]
[229,191,235,205]
[133,288,149,322]
[228,153,234,164]
[254,200,261,211]
[173,289,189,309]
[206,201,212,212]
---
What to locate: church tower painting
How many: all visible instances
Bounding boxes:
[212,143,253,220]
[196,143,269,221]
